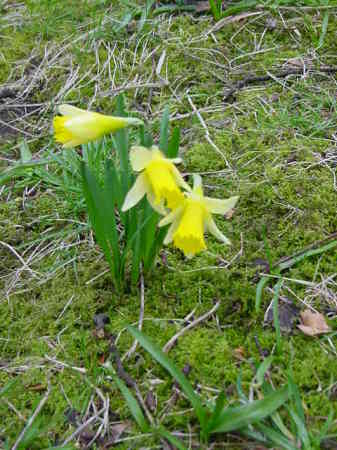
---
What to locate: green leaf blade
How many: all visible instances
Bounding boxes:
[211,385,290,434]
[127,326,207,427]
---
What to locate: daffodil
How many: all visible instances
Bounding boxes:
[122,146,190,213]
[53,104,143,148]
[159,175,239,257]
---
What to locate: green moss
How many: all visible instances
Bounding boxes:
[1,1,337,447]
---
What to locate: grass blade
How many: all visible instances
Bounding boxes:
[19,141,32,163]
[208,0,221,20]
[288,373,305,423]
[0,379,17,398]
[81,163,121,288]
[273,279,283,352]
[255,356,273,386]
[254,423,298,450]
[278,240,337,272]
[105,159,124,210]
[137,0,156,32]
[167,126,180,158]
[270,410,294,441]
[204,391,226,437]
[287,408,310,448]
[139,125,153,148]
[127,326,207,427]
[143,224,168,272]
[210,385,290,433]
[255,276,270,312]
[221,0,258,18]
[159,105,170,155]
[0,159,54,186]
[157,427,188,450]
[318,11,329,48]
[110,370,149,433]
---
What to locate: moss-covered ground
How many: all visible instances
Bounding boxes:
[1,1,337,448]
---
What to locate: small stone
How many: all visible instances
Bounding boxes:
[93,313,110,330]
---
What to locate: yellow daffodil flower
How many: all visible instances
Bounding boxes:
[159,175,239,257]
[53,104,143,148]
[122,146,190,213]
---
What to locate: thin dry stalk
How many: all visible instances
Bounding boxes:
[11,384,51,450]
[187,95,231,169]
[163,301,221,353]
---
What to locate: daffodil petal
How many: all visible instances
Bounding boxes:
[122,173,148,212]
[164,220,181,245]
[158,206,183,227]
[147,191,167,215]
[172,166,191,192]
[130,147,153,171]
[192,174,202,189]
[206,216,231,245]
[204,195,239,215]
[58,104,88,116]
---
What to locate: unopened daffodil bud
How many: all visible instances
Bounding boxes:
[53,104,143,148]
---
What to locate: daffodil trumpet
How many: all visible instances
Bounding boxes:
[159,174,239,257]
[53,104,143,148]
[122,146,191,214]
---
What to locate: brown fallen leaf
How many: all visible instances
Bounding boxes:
[233,346,245,361]
[109,422,129,444]
[100,422,130,448]
[297,309,331,336]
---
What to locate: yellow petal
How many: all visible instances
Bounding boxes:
[158,206,183,227]
[204,195,239,215]
[164,219,181,245]
[205,216,231,245]
[122,173,148,212]
[192,174,203,190]
[53,116,74,145]
[145,159,184,209]
[130,146,153,171]
[147,191,167,215]
[172,166,191,192]
[173,201,206,256]
[58,104,87,116]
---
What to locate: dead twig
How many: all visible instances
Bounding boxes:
[163,301,221,353]
[223,66,337,102]
[109,337,154,425]
[109,339,136,389]
[61,407,106,446]
[11,384,51,450]
[187,95,232,169]
[44,355,87,374]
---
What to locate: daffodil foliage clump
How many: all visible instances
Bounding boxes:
[53,95,238,290]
